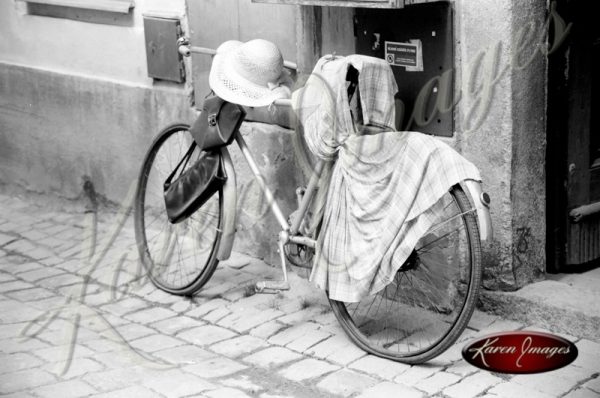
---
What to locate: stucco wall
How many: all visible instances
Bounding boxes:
[297,1,545,289]
[294,1,548,289]
[187,0,297,107]
[0,0,192,205]
[0,0,300,263]
[509,0,548,287]
[0,0,188,86]
[0,0,549,280]
[229,123,303,265]
[454,0,517,289]
[455,0,548,289]
[0,63,194,202]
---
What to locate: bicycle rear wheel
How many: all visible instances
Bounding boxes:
[134,124,222,296]
[329,185,482,364]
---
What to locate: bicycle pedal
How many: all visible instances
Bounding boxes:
[255,280,290,294]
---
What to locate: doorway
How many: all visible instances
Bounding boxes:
[547,0,600,272]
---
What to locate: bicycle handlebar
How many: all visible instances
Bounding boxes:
[177,40,298,71]
[272,99,292,107]
[176,38,296,109]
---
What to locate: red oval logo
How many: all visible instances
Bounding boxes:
[462,331,578,374]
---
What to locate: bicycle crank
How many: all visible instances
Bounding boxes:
[284,243,314,268]
[255,280,290,294]
[255,231,292,294]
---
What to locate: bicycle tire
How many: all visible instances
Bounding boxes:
[134,124,222,296]
[329,184,482,364]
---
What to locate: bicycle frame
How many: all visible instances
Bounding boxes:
[177,39,494,258]
[220,129,493,294]
[233,130,324,248]
[135,39,496,360]
[233,128,493,245]
[212,130,327,292]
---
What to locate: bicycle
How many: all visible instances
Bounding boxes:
[134,42,493,364]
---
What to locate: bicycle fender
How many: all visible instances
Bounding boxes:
[216,147,237,260]
[463,179,493,242]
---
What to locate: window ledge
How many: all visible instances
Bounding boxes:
[20,0,134,13]
[252,0,405,8]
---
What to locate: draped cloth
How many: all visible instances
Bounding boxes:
[292,55,482,302]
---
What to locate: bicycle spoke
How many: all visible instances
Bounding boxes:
[415,224,465,253]
[329,187,482,363]
[135,126,222,295]
[422,209,475,237]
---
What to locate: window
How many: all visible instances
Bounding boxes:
[19,0,134,14]
[20,0,134,25]
[252,0,405,9]
[251,0,443,8]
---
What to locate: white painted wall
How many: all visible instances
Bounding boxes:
[0,0,187,86]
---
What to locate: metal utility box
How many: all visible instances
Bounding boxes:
[143,16,185,83]
[355,1,454,136]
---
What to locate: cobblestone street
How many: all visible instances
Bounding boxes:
[0,189,599,398]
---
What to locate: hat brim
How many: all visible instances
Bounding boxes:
[209,42,293,107]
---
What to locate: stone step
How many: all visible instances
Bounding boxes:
[479,279,600,341]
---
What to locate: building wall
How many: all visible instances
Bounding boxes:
[294,0,548,289]
[450,0,547,289]
[454,0,548,289]
[508,0,548,287]
[0,0,183,86]
[0,0,192,202]
[454,0,517,289]
[0,0,299,264]
[185,0,299,264]
[187,0,297,106]
[0,63,191,201]
[0,0,549,283]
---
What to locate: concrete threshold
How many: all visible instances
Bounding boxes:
[479,268,600,341]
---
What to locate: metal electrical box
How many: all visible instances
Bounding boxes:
[355,2,454,136]
[143,16,185,83]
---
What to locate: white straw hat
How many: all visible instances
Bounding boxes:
[209,39,292,107]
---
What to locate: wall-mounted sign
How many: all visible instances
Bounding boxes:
[356,3,452,136]
[385,40,423,71]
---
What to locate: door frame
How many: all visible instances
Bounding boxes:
[546,0,600,271]
[546,0,571,273]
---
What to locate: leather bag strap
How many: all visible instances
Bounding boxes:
[164,142,197,186]
[208,100,228,142]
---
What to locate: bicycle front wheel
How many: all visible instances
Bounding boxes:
[134,124,222,296]
[329,185,482,364]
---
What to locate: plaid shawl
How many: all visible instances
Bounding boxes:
[293,55,481,302]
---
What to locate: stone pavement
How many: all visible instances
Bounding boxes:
[0,188,599,398]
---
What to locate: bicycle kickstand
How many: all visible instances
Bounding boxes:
[255,231,291,294]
